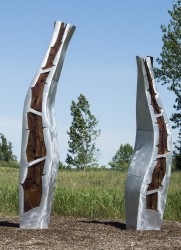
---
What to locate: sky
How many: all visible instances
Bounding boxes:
[0,0,178,166]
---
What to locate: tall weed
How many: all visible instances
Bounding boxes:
[0,166,180,221]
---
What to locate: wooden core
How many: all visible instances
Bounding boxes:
[146,158,166,210]
[157,116,168,154]
[144,60,161,114]
[26,112,46,162]
[42,22,66,69]
[22,160,45,212]
[30,72,49,112]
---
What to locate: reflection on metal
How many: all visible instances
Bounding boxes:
[19,21,75,229]
[125,56,172,230]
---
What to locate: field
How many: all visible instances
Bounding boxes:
[0,165,180,221]
[0,165,180,249]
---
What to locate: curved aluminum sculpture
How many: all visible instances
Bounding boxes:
[125,56,172,230]
[19,21,75,229]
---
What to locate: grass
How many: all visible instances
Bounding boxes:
[0,166,19,216]
[53,171,125,219]
[0,164,180,221]
[163,172,181,221]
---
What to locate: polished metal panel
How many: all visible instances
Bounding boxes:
[125,56,172,230]
[19,21,75,229]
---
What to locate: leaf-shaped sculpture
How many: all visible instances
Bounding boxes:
[19,21,75,229]
[125,56,172,230]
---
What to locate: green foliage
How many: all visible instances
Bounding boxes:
[0,133,17,162]
[154,0,181,169]
[173,130,181,170]
[66,94,100,170]
[109,143,133,171]
[59,161,70,170]
[155,0,181,117]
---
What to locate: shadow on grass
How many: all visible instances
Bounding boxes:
[0,221,19,228]
[79,220,126,230]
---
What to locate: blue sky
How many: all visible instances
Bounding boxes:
[0,0,177,165]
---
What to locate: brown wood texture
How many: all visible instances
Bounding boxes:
[42,22,66,70]
[26,112,46,162]
[144,59,168,211]
[23,22,67,213]
[146,192,158,211]
[144,60,161,114]
[157,116,168,154]
[146,157,166,210]
[22,160,45,212]
[30,72,49,112]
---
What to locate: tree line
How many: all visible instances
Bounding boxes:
[0,0,180,170]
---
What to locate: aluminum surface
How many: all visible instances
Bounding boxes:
[125,56,172,230]
[19,21,75,229]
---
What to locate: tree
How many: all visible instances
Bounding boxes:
[173,130,181,170]
[154,0,181,169]
[0,133,17,162]
[66,94,100,170]
[109,144,133,171]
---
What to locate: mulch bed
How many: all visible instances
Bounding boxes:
[0,217,180,249]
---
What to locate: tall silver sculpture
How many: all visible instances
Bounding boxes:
[19,21,75,229]
[125,56,172,230]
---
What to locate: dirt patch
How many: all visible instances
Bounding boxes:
[0,217,180,249]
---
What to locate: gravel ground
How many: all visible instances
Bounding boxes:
[0,217,180,249]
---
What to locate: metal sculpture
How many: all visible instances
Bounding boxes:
[19,21,75,229]
[125,56,172,230]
